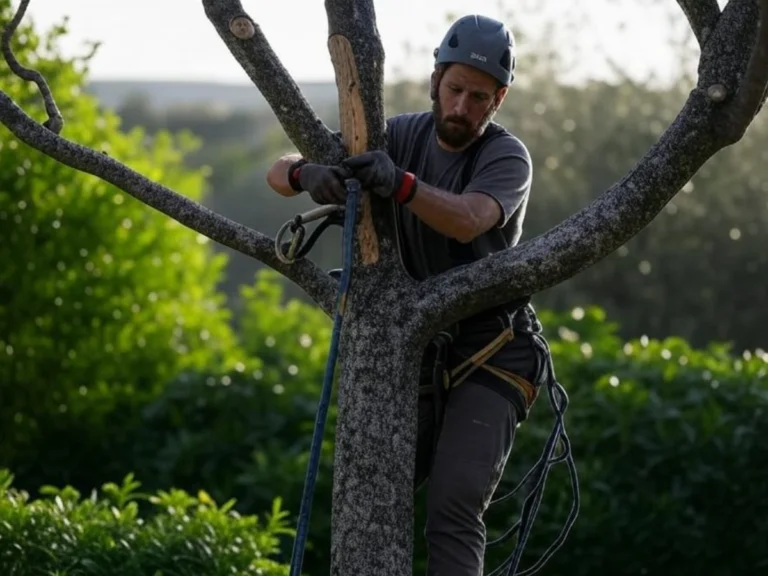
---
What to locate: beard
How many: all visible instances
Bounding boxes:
[431,98,497,149]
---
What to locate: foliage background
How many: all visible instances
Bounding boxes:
[1,1,766,574]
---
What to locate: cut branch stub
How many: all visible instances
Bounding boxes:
[328,34,379,265]
[229,16,255,40]
[698,0,768,144]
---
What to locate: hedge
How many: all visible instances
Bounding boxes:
[0,470,291,576]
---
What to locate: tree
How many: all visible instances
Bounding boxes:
[1,0,766,574]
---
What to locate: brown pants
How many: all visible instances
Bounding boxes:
[415,331,541,576]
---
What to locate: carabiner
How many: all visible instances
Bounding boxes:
[275,205,345,264]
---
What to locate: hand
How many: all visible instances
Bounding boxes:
[342,151,401,199]
[297,163,351,205]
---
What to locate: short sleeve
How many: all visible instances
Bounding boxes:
[463,134,533,228]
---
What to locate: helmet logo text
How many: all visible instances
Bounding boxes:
[470,52,487,62]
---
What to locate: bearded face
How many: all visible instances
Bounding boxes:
[430,63,505,150]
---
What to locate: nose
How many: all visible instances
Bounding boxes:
[451,93,470,116]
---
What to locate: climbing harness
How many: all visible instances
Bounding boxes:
[425,316,580,576]
[275,178,360,576]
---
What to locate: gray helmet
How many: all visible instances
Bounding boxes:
[433,14,516,86]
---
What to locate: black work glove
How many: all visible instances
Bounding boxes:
[290,161,350,205]
[342,151,417,204]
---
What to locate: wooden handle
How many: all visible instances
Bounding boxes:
[328,33,380,265]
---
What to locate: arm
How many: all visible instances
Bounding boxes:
[265,153,302,197]
[266,131,347,198]
[406,138,532,243]
[405,185,501,244]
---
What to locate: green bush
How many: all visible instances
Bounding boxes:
[126,271,336,567]
[53,278,766,576]
[0,0,241,490]
[105,282,768,576]
[0,470,291,576]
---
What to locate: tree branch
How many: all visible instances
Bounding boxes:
[202,0,345,164]
[416,0,768,335]
[325,0,388,266]
[721,0,768,139]
[325,0,387,153]
[1,0,63,133]
[324,0,404,269]
[0,91,339,315]
[677,0,721,47]
[416,93,721,331]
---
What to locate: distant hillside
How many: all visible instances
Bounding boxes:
[85,79,341,113]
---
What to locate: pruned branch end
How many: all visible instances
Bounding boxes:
[229,16,255,40]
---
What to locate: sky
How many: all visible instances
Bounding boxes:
[20,0,711,85]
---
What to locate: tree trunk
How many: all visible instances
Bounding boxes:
[332,286,428,576]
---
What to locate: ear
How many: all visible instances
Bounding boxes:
[429,70,440,100]
[430,69,442,101]
[493,86,509,109]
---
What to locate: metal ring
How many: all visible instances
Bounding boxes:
[275,220,303,264]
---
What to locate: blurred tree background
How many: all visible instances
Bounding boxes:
[1,0,766,574]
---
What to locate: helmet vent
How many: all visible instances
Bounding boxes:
[448,33,459,48]
[500,50,511,72]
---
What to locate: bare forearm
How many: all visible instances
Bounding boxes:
[266,153,302,196]
[406,182,498,243]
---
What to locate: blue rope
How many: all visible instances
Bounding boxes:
[288,178,360,576]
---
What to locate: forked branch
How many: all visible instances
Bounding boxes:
[723,0,768,134]
[677,0,721,46]
[202,0,345,164]
[1,0,63,133]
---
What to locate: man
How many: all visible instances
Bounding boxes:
[266,14,549,576]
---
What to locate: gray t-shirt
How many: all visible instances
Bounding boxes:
[385,111,532,281]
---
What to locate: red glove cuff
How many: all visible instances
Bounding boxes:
[288,158,308,192]
[394,171,417,204]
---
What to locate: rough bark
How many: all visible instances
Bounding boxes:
[332,283,425,576]
[0,0,338,315]
[2,1,768,575]
[676,0,721,46]
[322,4,421,573]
